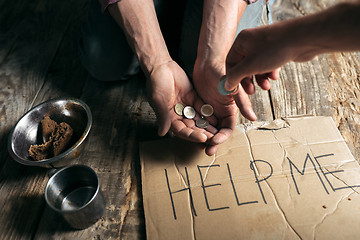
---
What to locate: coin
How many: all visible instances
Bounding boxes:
[195,118,209,129]
[183,106,196,119]
[174,103,184,116]
[218,75,238,95]
[200,104,214,117]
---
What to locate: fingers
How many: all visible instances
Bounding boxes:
[233,85,257,121]
[254,68,280,90]
[170,110,218,144]
[205,112,236,156]
[205,145,219,156]
[225,56,255,92]
[226,66,281,95]
[268,68,280,80]
[150,94,172,136]
[171,118,208,143]
[232,67,281,97]
[205,128,232,156]
[255,74,271,91]
[211,128,233,144]
[240,76,256,95]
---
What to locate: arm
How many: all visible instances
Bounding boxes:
[193,0,253,155]
[289,1,360,61]
[196,0,246,67]
[108,0,171,77]
[108,0,215,146]
[225,1,360,92]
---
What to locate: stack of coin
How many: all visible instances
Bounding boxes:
[174,103,214,129]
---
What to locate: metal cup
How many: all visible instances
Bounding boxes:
[45,165,106,229]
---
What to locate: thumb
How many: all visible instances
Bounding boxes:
[225,58,254,92]
[150,94,171,136]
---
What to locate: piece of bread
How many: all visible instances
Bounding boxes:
[29,117,73,160]
[41,115,57,142]
[52,122,73,156]
[28,140,52,161]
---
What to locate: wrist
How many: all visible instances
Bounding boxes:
[196,49,227,67]
[196,57,224,72]
[139,53,173,78]
[194,57,225,82]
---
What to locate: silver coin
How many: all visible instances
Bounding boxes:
[200,104,214,117]
[183,106,196,119]
[195,118,209,129]
[218,75,238,95]
[174,103,184,116]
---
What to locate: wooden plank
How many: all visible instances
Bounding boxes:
[270,58,332,117]
[0,0,48,65]
[245,85,273,123]
[34,74,148,239]
[0,167,49,239]
[272,0,341,21]
[0,0,90,239]
[270,0,360,161]
[0,0,76,170]
[320,52,360,161]
[0,0,46,162]
[29,1,89,106]
[0,0,39,31]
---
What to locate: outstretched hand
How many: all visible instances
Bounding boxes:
[225,27,283,94]
[225,0,360,93]
[147,60,218,146]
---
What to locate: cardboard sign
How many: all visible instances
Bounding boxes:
[140,116,360,239]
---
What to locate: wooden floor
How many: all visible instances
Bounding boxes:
[0,0,359,239]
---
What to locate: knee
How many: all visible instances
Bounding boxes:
[79,37,139,82]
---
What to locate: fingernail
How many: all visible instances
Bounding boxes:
[202,133,208,141]
[219,76,237,95]
[224,78,232,91]
[158,127,166,137]
[249,110,257,121]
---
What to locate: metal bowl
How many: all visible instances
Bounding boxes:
[8,98,92,168]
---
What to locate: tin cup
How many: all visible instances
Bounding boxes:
[45,165,105,229]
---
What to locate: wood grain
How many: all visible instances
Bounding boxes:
[0,0,90,239]
[0,0,359,239]
[322,52,360,160]
[271,0,360,161]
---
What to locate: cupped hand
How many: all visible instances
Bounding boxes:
[147,60,218,144]
[192,60,256,156]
